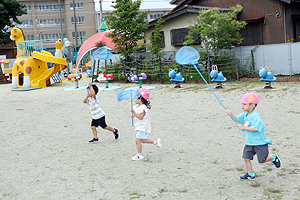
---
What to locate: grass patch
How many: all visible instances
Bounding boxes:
[130,191,146,199]
[250,182,261,187]
[177,188,188,193]
[158,187,167,193]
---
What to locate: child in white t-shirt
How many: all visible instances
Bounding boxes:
[83,82,119,143]
[130,88,161,161]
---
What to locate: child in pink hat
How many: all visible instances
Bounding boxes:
[130,88,161,161]
[226,92,281,180]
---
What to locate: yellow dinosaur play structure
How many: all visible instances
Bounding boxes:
[10,26,67,89]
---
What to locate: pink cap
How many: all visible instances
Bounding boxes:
[239,92,259,104]
[138,88,150,100]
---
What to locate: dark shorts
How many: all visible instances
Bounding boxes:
[242,144,269,163]
[91,116,107,129]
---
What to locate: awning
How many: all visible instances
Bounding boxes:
[241,16,264,22]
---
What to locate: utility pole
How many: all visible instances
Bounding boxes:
[73,0,78,46]
[99,0,103,26]
[59,0,63,39]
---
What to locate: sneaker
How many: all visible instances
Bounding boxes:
[132,154,144,161]
[272,153,281,168]
[88,138,99,144]
[113,128,119,139]
[240,173,255,180]
[156,138,162,149]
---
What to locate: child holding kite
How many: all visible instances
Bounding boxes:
[226,92,281,180]
[83,82,119,143]
[130,88,161,161]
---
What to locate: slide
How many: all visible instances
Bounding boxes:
[30,51,67,87]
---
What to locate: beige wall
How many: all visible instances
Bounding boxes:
[17,0,96,49]
[145,12,200,52]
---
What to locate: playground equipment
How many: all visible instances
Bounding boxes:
[0,60,11,74]
[259,66,276,89]
[9,26,68,89]
[169,68,184,88]
[11,50,67,88]
[10,25,25,57]
[63,38,72,75]
[75,31,116,70]
[66,73,83,89]
[97,70,114,88]
[210,65,227,89]
[127,69,147,88]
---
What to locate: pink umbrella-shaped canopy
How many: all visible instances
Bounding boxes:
[76,31,116,68]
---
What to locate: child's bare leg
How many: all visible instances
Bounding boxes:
[104,125,115,132]
[135,138,142,153]
[264,155,273,163]
[140,139,154,144]
[91,126,97,138]
[244,159,253,173]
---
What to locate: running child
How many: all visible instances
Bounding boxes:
[130,88,161,161]
[83,82,119,143]
[226,92,281,180]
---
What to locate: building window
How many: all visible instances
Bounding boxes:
[70,2,84,10]
[170,28,200,46]
[25,35,34,40]
[39,33,66,42]
[71,16,85,24]
[15,20,33,28]
[72,31,86,39]
[36,18,65,27]
[150,14,163,20]
[24,5,31,13]
[35,4,63,12]
[151,31,165,48]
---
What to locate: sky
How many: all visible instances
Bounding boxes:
[94,0,175,11]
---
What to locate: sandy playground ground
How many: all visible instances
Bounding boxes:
[0,78,300,200]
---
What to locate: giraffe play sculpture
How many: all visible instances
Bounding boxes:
[11,50,67,88]
[10,25,25,56]
[10,26,67,88]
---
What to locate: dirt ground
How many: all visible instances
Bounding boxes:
[0,79,299,200]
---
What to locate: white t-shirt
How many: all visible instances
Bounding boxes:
[133,104,151,133]
[87,96,105,119]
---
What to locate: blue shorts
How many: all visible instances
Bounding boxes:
[136,130,149,139]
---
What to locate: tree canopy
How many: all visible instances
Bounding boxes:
[144,17,165,59]
[105,0,148,61]
[0,0,27,46]
[184,4,246,55]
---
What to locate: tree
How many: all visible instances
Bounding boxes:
[105,0,148,62]
[184,4,246,55]
[143,17,165,59]
[0,0,27,46]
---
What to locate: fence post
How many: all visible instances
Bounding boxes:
[136,57,138,74]
[251,49,255,72]
[121,58,126,83]
[233,52,239,81]
[207,51,211,83]
[159,56,162,84]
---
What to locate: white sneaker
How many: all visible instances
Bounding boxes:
[156,138,162,149]
[132,154,144,161]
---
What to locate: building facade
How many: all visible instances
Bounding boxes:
[95,8,173,31]
[16,0,97,49]
[146,0,300,51]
